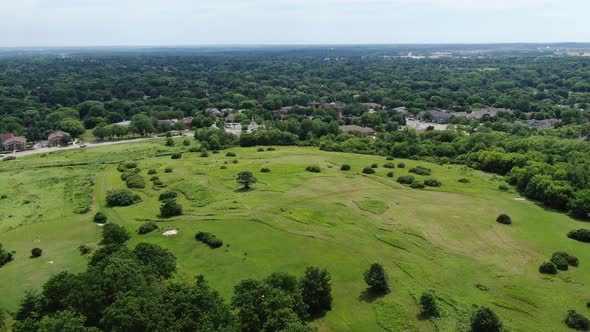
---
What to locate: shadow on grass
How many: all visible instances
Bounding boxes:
[358,288,387,303]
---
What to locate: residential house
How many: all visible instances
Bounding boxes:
[247,121,263,133]
[394,106,410,116]
[417,111,453,124]
[2,136,27,151]
[322,101,346,111]
[339,125,376,137]
[48,131,71,147]
[468,107,513,120]
[224,123,242,136]
[182,117,193,130]
[0,133,14,143]
[528,118,560,129]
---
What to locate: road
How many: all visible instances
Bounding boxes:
[3,136,162,158]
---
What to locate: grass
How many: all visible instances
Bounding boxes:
[0,140,589,331]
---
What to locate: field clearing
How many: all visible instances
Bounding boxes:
[0,139,589,331]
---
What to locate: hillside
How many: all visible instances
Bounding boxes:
[0,140,588,331]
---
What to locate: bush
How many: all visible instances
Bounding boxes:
[231,159,239,164]
[496,214,512,225]
[165,138,174,146]
[31,248,43,258]
[164,168,172,173]
[471,307,502,332]
[552,252,579,267]
[257,147,264,152]
[306,165,321,173]
[424,178,442,187]
[340,164,351,171]
[150,176,159,181]
[411,181,425,189]
[568,229,590,243]
[383,162,395,169]
[397,162,406,168]
[160,199,183,217]
[183,139,191,146]
[212,150,219,154]
[419,292,440,318]
[267,147,275,151]
[362,167,376,174]
[78,245,91,255]
[125,174,146,189]
[498,184,509,191]
[386,156,394,161]
[3,156,16,161]
[158,191,178,201]
[147,169,157,175]
[0,243,13,266]
[200,149,209,157]
[138,221,158,235]
[539,261,558,274]
[93,212,107,224]
[105,189,141,207]
[551,254,569,271]
[565,310,589,331]
[260,167,270,173]
[171,153,182,159]
[409,166,431,176]
[226,152,236,157]
[458,178,471,183]
[189,147,200,152]
[387,172,394,178]
[220,165,227,169]
[195,232,223,248]
[1,194,7,199]
[117,162,137,172]
[363,263,389,293]
[371,163,378,168]
[397,175,415,185]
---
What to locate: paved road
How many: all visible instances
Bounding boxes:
[3,136,161,158]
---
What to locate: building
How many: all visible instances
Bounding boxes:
[182,117,193,130]
[48,131,71,147]
[394,106,410,116]
[339,125,376,137]
[2,136,27,151]
[468,107,513,120]
[528,118,560,129]
[418,111,453,124]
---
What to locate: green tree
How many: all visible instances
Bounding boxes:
[470,307,502,332]
[160,199,183,217]
[419,291,440,318]
[37,311,99,332]
[300,267,332,316]
[236,171,257,189]
[100,223,130,246]
[59,118,85,138]
[133,243,176,279]
[363,263,390,293]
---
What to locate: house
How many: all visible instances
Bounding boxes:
[225,113,236,122]
[417,111,453,124]
[247,121,263,133]
[182,117,193,130]
[224,123,242,136]
[322,101,346,111]
[394,107,409,116]
[48,131,71,147]
[274,106,293,117]
[339,125,376,137]
[468,107,513,120]
[2,136,27,151]
[528,118,560,129]
[0,133,14,143]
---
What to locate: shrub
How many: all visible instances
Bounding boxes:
[147,169,157,175]
[126,174,146,189]
[165,138,174,146]
[568,229,590,243]
[565,310,589,331]
[424,178,442,187]
[552,252,579,267]
[164,168,172,173]
[226,152,236,157]
[306,165,321,173]
[498,184,509,191]
[158,191,178,201]
[419,292,440,318]
[183,139,191,146]
[152,179,165,188]
[397,162,406,168]
[232,159,239,164]
[383,162,395,169]
[409,166,431,176]
[78,245,91,255]
[0,243,13,266]
[539,261,558,274]
[387,172,394,178]
[220,165,227,169]
[3,156,16,161]
[458,178,470,183]
[260,167,270,173]
[397,175,415,185]
[340,164,351,171]
[105,189,141,207]
[0,194,7,199]
[171,153,182,159]
[371,163,378,168]
[363,263,389,293]
[200,149,209,157]
[212,150,219,154]
[470,307,502,332]
[150,176,159,181]
[189,147,200,152]
[93,212,107,224]
[411,181,425,189]
[160,199,183,217]
[31,248,43,258]
[362,167,376,174]
[496,214,512,225]
[117,162,137,172]
[138,221,158,235]
[195,232,223,248]
[257,147,264,152]
[267,147,275,151]
[386,156,394,161]
[551,254,569,271]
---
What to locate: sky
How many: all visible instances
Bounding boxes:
[1,0,589,47]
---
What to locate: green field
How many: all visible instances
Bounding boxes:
[0,140,588,331]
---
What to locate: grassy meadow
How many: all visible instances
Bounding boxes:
[0,139,588,331]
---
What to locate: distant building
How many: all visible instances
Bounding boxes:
[48,131,70,147]
[2,136,27,151]
[247,121,263,133]
[0,133,15,143]
[418,111,453,124]
[528,118,560,129]
[224,123,242,136]
[468,107,513,120]
[394,106,410,116]
[322,101,346,111]
[339,125,376,137]
[182,117,193,130]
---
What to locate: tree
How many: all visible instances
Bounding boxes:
[59,118,85,138]
[100,223,130,246]
[569,190,590,220]
[105,189,141,207]
[300,267,332,316]
[133,243,176,279]
[0,243,13,267]
[363,263,390,293]
[470,307,502,332]
[496,214,512,225]
[31,248,43,258]
[93,212,107,224]
[539,261,558,274]
[419,291,440,318]
[129,113,156,136]
[92,125,111,141]
[160,199,183,217]
[236,171,257,189]
[564,310,589,331]
[37,310,99,332]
